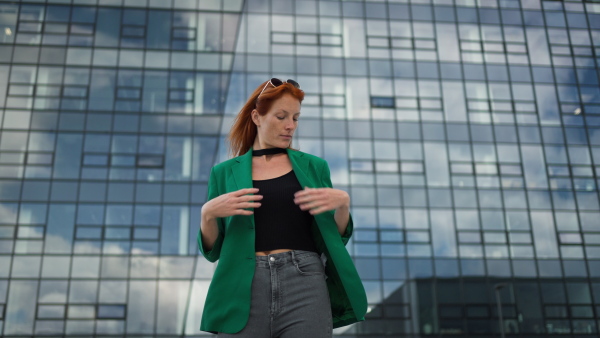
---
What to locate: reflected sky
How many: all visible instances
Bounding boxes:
[1,0,600,336]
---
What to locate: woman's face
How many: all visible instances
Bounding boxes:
[252,93,301,149]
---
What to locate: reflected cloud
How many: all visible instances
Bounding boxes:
[0,203,18,223]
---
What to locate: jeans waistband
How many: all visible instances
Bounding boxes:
[255,250,318,265]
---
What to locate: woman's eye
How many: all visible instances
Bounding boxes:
[277,117,284,120]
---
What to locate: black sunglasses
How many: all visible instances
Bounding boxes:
[258,78,301,96]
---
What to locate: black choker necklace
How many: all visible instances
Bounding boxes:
[252,148,287,156]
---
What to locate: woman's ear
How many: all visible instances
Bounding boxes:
[251,109,260,127]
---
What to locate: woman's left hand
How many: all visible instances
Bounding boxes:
[294,187,350,215]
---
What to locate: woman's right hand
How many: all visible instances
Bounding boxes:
[202,188,262,220]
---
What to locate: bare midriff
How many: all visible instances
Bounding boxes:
[255,249,293,256]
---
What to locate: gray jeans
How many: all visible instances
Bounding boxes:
[218,250,332,338]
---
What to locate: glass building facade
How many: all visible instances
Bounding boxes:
[0,0,599,336]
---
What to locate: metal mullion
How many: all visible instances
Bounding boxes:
[566,2,596,281]
[495,5,544,282]
[518,6,573,326]
[428,11,459,286]
[536,5,585,273]
[10,21,46,332]
[66,4,103,334]
[452,9,483,297]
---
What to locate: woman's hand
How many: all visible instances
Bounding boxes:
[202,188,262,220]
[293,187,349,215]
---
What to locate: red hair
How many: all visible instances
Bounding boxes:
[228,80,304,157]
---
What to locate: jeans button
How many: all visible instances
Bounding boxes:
[269,257,275,262]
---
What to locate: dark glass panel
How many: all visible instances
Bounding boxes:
[514,282,544,333]
[567,282,592,304]
[440,63,462,79]
[523,10,544,26]
[434,6,455,22]
[416,62,439,79]
[463,280,488,303]
[461,259,485,276]
[537,260,562,277]
[428,188,452,207]
[369,59,392,77]
[577,68,599,85]
[421,123,445,141]
[411,5,432,21]
[393,61,415,78]
[147,10,171,49]
[487,260,511,277]
[97,304,126,319]
[365,3,386,19]
[437,280,461,303]
[509,65,531,82]
[382,258,406,280]
[95,8,120,47]
[272,0,293,14]
[371,96,394,108]
[71,6,96,23]
[545,12,566,27]
[470,124,493,142]
[466,304,489,318]
[456,7,477,23]
[398,122,421,140]
[486,64,509,81]
[46,5,70,22]
[478,8,500,24]
[342,2,363,18]
[416,279,435,333]
[355,258,381,280]
[532,66,554,83]
[464,64,486,80]
[435,259,459,277]
[501,9,522,25]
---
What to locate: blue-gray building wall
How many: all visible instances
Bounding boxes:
[0,0,599,336]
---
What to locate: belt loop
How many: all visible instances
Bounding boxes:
[290,250,297,264]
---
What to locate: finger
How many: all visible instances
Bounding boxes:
[298,190,327,201]
[295,187,315,196]
[239,194,263,201]
[298,202,310,210]
[296,192,327,203]
[294,186,317,196]
[294,196,315,205]
[240,202,261,209]
[293,197,306,204]
[308,205,329,215]
[294,190,319,200]
[232,188,260,196]
[235,209,254,215]
[298,201,319,211]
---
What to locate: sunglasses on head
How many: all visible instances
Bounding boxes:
[258,78,301,97]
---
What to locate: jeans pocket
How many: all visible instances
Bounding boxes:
[294,255,324,276]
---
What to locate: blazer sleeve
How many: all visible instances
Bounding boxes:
[197,166,226,262]
[320,160,354,246]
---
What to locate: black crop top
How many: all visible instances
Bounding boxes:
[252,170,317,253]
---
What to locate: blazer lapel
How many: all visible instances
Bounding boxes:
[231,149,253,191]
[287,149,315,188]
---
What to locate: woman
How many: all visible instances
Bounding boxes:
[198,78,367,337]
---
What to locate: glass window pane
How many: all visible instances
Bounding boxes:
[4,281,38,335]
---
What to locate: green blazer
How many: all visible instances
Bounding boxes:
[198,148,367,334]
